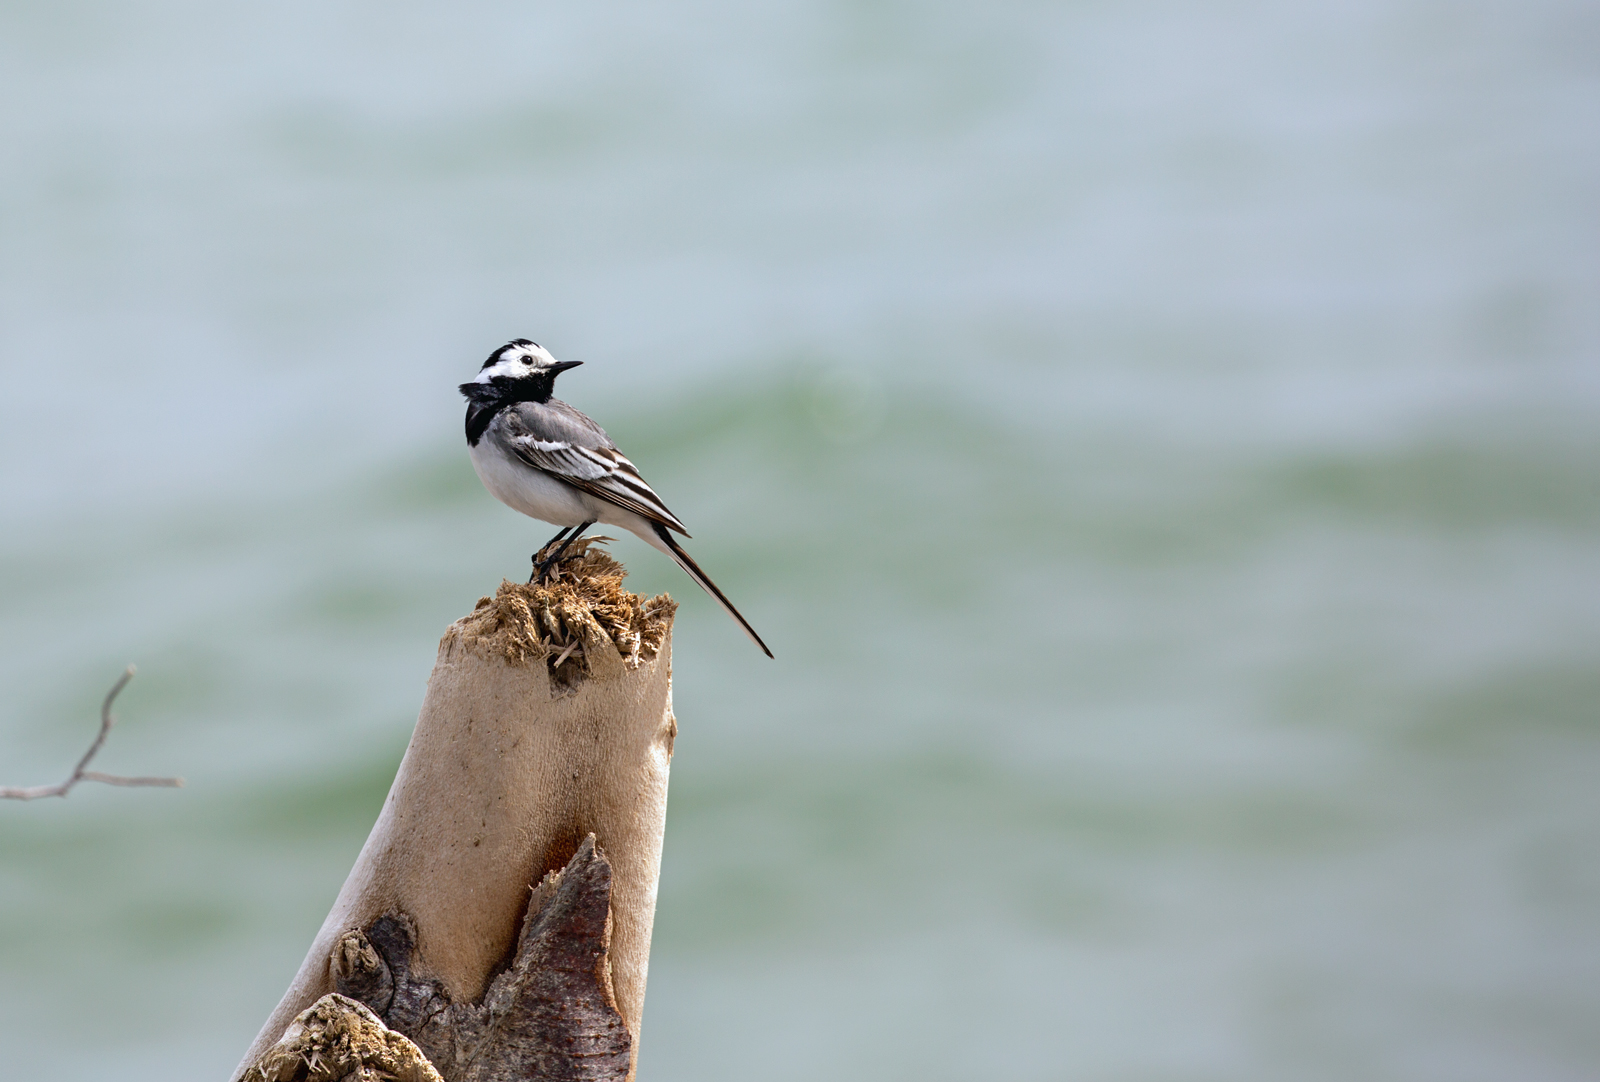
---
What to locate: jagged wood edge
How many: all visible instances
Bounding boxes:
[334,835,632,1082]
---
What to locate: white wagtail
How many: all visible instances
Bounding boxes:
[461,338,773,658]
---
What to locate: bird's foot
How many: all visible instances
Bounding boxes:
[529,552,576,583]
[528,520,598,584]
[529,531,601,584]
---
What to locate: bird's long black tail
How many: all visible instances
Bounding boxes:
[651,523,773,658]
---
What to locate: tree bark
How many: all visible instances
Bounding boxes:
[234,549,677,1082]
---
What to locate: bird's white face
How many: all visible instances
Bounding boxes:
[472,340,561,384]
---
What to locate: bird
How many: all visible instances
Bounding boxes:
[460,338,773,658]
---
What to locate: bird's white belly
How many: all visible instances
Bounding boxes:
[469,438,596,526]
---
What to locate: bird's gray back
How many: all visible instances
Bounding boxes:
[498,398,615,450]
[489,396,690,536]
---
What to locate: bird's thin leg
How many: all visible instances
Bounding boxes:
[529,526,573,583]
[532,520,595,582]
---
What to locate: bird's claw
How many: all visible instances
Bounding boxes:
[528,548,582,584]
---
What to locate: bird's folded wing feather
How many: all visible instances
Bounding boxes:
[501,402,690,536]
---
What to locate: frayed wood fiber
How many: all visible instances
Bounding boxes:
[454,540,676,685]
[241,994,441,1082]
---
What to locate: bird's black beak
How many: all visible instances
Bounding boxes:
[549,360,584,374]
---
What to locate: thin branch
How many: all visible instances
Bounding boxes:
[1,666,184,801]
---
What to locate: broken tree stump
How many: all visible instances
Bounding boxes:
[234,545,678,1082]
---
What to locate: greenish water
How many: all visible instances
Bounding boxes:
[3,2,1598,1079]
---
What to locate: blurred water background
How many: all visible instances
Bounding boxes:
[2,1,1598,1079]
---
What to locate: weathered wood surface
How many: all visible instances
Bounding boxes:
[240,993,441,1082]
[330,836,631,1082]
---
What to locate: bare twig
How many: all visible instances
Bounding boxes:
[1,666,184,801]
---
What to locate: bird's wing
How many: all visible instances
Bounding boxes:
[499,401,691,536]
